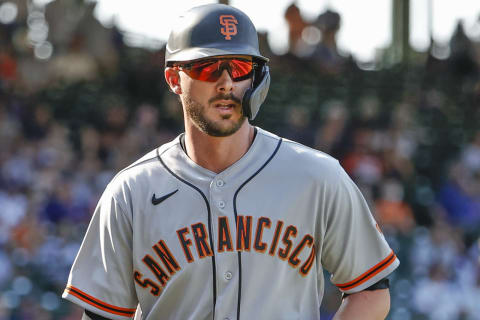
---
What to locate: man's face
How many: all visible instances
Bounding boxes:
[176,56,253,137]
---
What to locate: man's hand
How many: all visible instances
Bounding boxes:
[333,289,390,320]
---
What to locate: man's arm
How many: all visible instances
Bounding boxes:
[333,288,390,320]
[82,310,114,320]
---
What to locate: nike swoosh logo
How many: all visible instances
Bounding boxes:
[152,189,178,206]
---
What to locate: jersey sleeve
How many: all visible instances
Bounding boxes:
[63,182,138,319]
[321,163,399,294]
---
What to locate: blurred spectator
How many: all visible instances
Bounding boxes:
[312,9,347,74]
[280,105,315,147]
[0,101,21,151]
[41,180,74,224]
[49,33,99,83]
[375,178,415,234]
[341,128,383,187]
[437,161,480,230]
[0,43,17,83]
[412,262,463,320]
[0,189,28,244]
[314,100,348,153]
[410,221,464,278]
[1,142,35,190]
[284,3,312,57]
[461,130,480,173]
[76,2,120,73]
[15,44,52,93]
[22,103,52,141]
[0,249,12,288]
[448,21,479,79]
[45,0,86,49]
[380,101,417,180]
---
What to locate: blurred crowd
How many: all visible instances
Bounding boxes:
[0,1,479,319]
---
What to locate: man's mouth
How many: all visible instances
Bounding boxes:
[214,100,237,110]
[216,103,235,109]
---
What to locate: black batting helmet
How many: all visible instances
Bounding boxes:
[165,4,270,120]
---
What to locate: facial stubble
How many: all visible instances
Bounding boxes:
[183,95,246,137]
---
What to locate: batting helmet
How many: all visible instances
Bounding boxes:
[165,4,270,120]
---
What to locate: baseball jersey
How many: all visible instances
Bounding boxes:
[63,127,399,320]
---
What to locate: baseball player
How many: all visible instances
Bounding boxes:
[63,4,399,320]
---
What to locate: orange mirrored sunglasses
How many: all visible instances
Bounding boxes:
[174,58,257,82]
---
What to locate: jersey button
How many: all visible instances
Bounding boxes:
[216,180,225,187]
[218,200,226,209]
[224,271,233,280]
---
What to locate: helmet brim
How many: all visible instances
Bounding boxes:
[166,45,269,64]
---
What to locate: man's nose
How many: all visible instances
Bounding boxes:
[215,69,234,93]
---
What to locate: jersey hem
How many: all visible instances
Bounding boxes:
[63,285,136,319]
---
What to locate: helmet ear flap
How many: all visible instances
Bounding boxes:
[242,65,270,120]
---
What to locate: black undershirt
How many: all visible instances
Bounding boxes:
[82,310,113,320]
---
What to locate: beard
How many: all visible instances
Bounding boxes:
[183,93,246,137]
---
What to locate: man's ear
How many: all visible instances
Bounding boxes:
[165,67,182,94]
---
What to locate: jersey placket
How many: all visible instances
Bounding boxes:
[209,175,239,320]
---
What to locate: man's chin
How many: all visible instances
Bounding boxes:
[199,117,246,137]
[184,95,246,137]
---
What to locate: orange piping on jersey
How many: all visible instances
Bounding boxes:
[64,285,136,317]
[335,250,397,291]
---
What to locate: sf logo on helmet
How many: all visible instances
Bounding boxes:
[219,15,238,40]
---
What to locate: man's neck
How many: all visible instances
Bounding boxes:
[184,121,255,173]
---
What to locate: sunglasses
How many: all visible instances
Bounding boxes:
[174,58,258,82]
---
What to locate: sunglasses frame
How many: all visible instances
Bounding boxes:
[174,57,259,82]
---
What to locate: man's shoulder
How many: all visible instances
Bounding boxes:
[259,130,342,179]
[257,127,339,169]
[108,137,181,187]
[282,138,337,163]
[94,137,182,210]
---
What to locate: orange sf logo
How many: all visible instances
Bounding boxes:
[219,15,238,40]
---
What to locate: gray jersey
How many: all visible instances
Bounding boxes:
[63,127,399,320]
